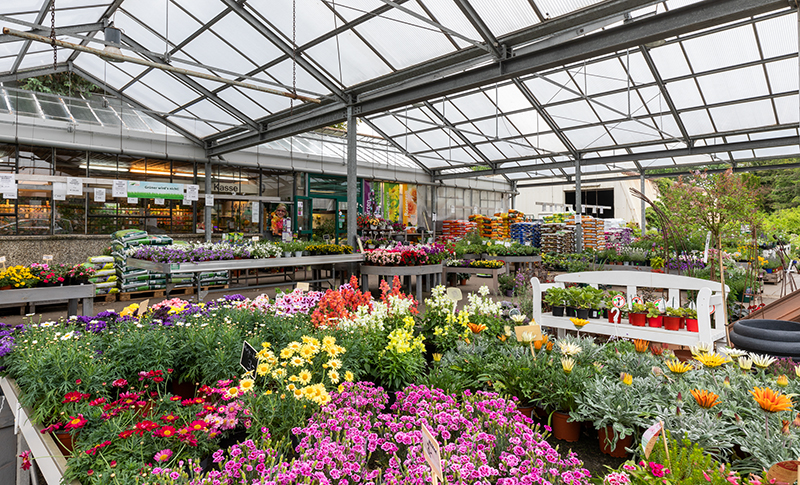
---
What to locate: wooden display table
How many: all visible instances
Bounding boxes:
[360,264,443,302]
[0,284,95,316]
[442,264,507,295]
[483,255,541,273]
[531,271,728,347]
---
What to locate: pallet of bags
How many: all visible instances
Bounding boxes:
[84,256,119,295]
[169,275,195,288]
[199,271,229,286]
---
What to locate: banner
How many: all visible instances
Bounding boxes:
[402,184,418,226]
[126,181,184,200]
[384,183,400,222]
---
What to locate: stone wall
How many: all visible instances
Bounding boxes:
[0,234,219,266]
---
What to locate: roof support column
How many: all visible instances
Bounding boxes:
[575,157,582,253]
[640,171,646,236]
[205,160,212,243]
[347,106,358,248]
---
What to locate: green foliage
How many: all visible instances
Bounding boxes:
[21,72,99,96]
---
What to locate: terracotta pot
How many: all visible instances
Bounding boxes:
[0,285,11,290]
[551,411,580,442]
[647,316,663,328]
[629,312,647,326]
[663,316,681,331]
[598,426,633,458]
[552,306,565,317]
[685,318,699,332]
[460,279,468,286]
[53,431,76,456]
[517,406,534,419]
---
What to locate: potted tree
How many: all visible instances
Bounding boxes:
[646,302,663,328]
[544,287,567,317]
[629,302,647,327]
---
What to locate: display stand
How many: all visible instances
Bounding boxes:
[483,255,541,273]
[126,255,364,301]
[442,265,507,295]
[0,285,95,316]
[361,264,443,302]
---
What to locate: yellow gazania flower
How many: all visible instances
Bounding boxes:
[328,369,340,383]
[301,335,320,347]
[298,369,312,385]
[290,356,305,367]
[345,371,354,382]
[569,317,589,328]
[690,389,721,409]
[633,339,650,353]
[738,357,753,371]
[257,363,270,376]
[751,387,793,413]
[665,359,693,374]
[620,372,633,386]
[432,353,442,362]
[239,378,255,393]
[561,357,575,374]
[750,353,777,369]
[694,352,730,368]
[777,375,790,388]
[257,349,271,360]
[690,342,713,356]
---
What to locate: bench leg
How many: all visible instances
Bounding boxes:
[82,297,93,316]
[67,299,77,317]
[416,275,422,303]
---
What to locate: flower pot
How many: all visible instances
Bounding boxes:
[53,431,76,456]
[588,309,601,319]
[283,252,292,258]
[663,316,680,331]
[629,312,647,326]
[685,318,699,332]
[551,411,580,442]
[0,285,10,291]
[552,306,565,317]
[679,317,685,330]
[647,316,663,328]
[607,309,622,323]
[517,405,535,419]
[765,268,774,274]
[295,251,303,258]
[652,268,665,273]
[576,308,589,319]
[598,426,632,458]
[505,290,514,297]
[460,279,468,286]
[565,307,577,317]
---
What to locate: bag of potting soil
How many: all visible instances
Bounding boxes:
[94,269,115,277]
[94,281,117,289]
[118,268,148,278]
[87,256,114,264]
[89,275,117,284]
[111,229,148,242]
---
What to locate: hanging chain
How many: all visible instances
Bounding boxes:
[50,0,57,70]
[291,0,297,113]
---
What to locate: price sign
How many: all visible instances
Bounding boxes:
[612,295,626,308]
[127,197,138,204]
[0,174,14,192]
[112,180,127,198]
[52,182,66,201]
[205,194,214,207]
[239,341,258,373]
[94,188,106,203]
[296,282,310,292]
[67,177,83,196]
[703,231,711,263]
[252,236,260,242]
[185,184,199,202]
[155,198,165,205]
[0,256,6,263]
[641,421,663,458]
[4,185,16,199]
[42,255,53,261]
[766,460,800,484]
[251,202,260,223]
[655,298,666,313]
[421,424,443,482]
[182,197,192,206]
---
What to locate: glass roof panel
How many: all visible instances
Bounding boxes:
[471,117,522,140]
[665,77,704,109]
[754,146,799,158]
[682,24,760,73]
[171,0,227,24]
[449,91,499,121]
[121,80,179,113]
[414,128,457,151]
[534,0,604,19]
[304,31,391,86]
[210,14,286,68]
[265,58,331,96]
[505,110,548,135]
[52,6,106,27]
[179,30,258,74]
[678,109,715,135]
[544,100,600,128]
[470,0,540,37]
[563,125,614,150]
[132,69,200,107]
[696,65,769,105]
[524,71,580,104]
[175,99,241,126]
[416,0,480,41]
[605,119,663,145]
[170,116,217,137]
[215,87,269,119]
[113,10,170,54]
[589,90,646,120]
[765,58,798,95]
[574,57,629,97]
[708,99,775,132]
[755,13,796,59]
[525,133,567,153]
[647,42,692,80]
[773,94,799,125]
[493,83,532,112]
[0,1,42,15]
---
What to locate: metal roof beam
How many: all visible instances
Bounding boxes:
[434,134,798,180]
[10,0,53,74]
[0,18,103,44]
[0,63,69,83]
[207,0,786,157]
[451,0,504,58]
[639,46,691,144]
[361,118,433,176]
[67,0,125,63]
[71,66,205,147]
[512,78,578,159]
[423,100,494,167]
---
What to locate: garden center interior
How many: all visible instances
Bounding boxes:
[1,0,800,484]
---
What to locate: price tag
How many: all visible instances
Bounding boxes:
[4,185,17,199]
[450,205,455,214]
[296,282,310,292]
[94,188,106,203]
[766,460,800,484]
[612,295,626,308]
[52,182,66,201]
[205,194,214,207]
[421,424,443,482]
[703,231,711,263]
[240,341,258,373]
[655,298,666,313]
[251,202,260,223]
[67,177,83,196]
[0,174,14,192]
[112,180,127,198]
[252,236,260,242]
[182,197,192,206]
[43,255,53,261]
[155,198,165,205]
[641,421,663,458]
[185,184,199,202]
[127,197,138,204]
[0,256,6,263]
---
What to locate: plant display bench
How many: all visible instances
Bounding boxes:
[442,265,507,295]
[0,284,95,316]
[127,254,364,301]
[361,264,443,302]
[531,271,728,348]
[483,255,541,273]
[0,377,79,485]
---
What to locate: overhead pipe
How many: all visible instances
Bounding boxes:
[2,27,321,104]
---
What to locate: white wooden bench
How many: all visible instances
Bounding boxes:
[530,271,729,348]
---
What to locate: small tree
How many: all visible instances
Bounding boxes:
[660,169,762,332]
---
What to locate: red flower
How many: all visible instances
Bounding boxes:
[19,450,31,471]
[154,426,177,438]
[87,470,94,476]
[112,379,128,388]
[64,414,87,430]
[170,396,182,401]
[89,398,106,406]
[177,427,191,436]
[75,379,81,385]
[110,461,117,468]
[62,391,90,403]
[160,414,179,423]
[193,397,204,404]
[134,420,158,435]
[188,420,207,431]
[118,430,135,439]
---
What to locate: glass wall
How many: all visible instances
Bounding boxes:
[437,186,507,221]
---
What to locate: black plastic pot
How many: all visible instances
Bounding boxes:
[552,306,565,317]
[566,307,577,317]
[589,309,601,319]
[576,308,589,319]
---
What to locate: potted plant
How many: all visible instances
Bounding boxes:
[542,362,592,442]
[565,286,582,317]
[67,264,96,285]
[664,307,683,331]
[629,302,647,326]
[584,287,604,319]
[650,256,665,273]
[646,302,663,328]
[684,307,699,332]
[498,274,514,297]
[603,291,624,323]
[544,287,567,317]
[763,256,781,273]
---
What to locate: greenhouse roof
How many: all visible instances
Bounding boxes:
[0,0,797,185]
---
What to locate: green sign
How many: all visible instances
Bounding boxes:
[126,181,184,200]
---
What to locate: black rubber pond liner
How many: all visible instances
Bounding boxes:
[729,319,800,360]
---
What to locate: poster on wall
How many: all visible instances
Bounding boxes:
[373,182,384,217]
[402,184,418,226]
[126,181,184,200]
[384,183,400,222]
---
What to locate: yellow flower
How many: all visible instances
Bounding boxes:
[293,388,304,399]
[327,359,342,370]
[226,387,240,398]
[286,383,297,392]
[569,317,589,328]
[322,336,336,348]
[558,341,582,356]
[694,352,730,368]
[239,378,254,393]
[290,356,305,367]
[299,345,316,360]
[621,373,633,386]
[280,348,294,359]
[287,341,302,352]
[345,371,354,382]
[690,342,713,356]
[432,353,442,362]
[272,368,286,379]
[750,353,777,369]
[264,390,272,396]
[796,365,800,379]
[777,375,789,387]
[665,359,693,374]
[289,374,299,382]
[298,369,312,385]
[261,342,271,349]
[751,387,793,413]
[257,363,270,376]
[561,357,575,374]
[738,357,753,371]
[328,370,340,383]
[120,303,139,317]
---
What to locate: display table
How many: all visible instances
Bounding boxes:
[360,264,443,302]
[483,255,541,272]
[0,284,94,316]
[531,271,728,347]
[0,377,79,485]
[442,265,507,295]
[127,254,364,301]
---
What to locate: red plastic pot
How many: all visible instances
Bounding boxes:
[679,317,685,330]
[551,411,580,442]
[647,316,663,328]
[629,312,647,326]
[598,426,633,458]
[685,318,699,332]
[663,316,681,331]
[607,309,622,323]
